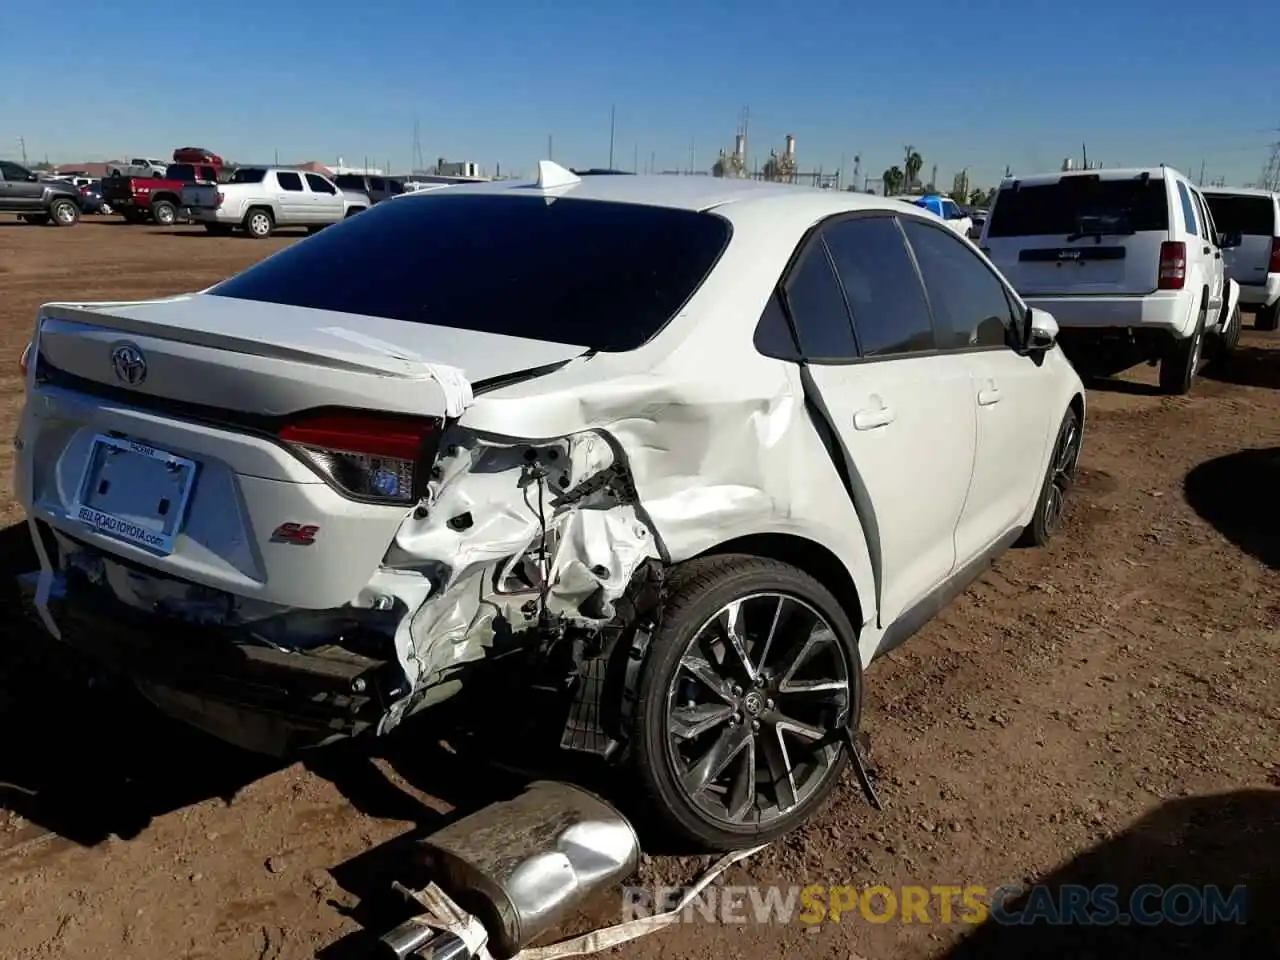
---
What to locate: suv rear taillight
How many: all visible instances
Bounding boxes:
[1269,237,1280,274]
[278,411,441,505]
[1158,241,1186,290]
[215,191,224,209]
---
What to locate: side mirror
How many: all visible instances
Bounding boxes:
[1022,307,1058,353]
[27,173,39,182]
[1218,230,1243,249]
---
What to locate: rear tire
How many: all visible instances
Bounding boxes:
[1257,301,1280,332]
[49,199,80,227]
[243,207,274,239]
[150,200,177,226]
[1159,303,1206,395]
[630,555,862,851]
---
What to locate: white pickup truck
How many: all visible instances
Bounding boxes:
[182,167,371,238]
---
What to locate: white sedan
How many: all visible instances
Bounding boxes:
[14,163,1084,850]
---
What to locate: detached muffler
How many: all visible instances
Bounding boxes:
[377,781,640,960]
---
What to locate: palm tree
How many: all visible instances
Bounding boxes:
[882,166,904,195]
[905,151,923,192]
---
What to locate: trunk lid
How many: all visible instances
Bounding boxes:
[34,293,587,419]
[983,173,1170,296]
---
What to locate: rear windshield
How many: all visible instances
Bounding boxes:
[334,174,365,190]
[230,167,267,184]
[986,177,1169,238]
[1203,194,1276,236]
[164,164,196,181]
[209,193,732,352]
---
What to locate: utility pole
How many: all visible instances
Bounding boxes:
[633,142,638,174]
[903,144,914,189]
[649,150,655,175]
[608,105,616,169]
[1198,159,1206,186]
[547,134,553,161]
[930,163,937,191]
[18,136,27,165]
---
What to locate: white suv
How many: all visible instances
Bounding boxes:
[1201,187,1280,331]
[980,167,1242,394]
[14,165,1085,850]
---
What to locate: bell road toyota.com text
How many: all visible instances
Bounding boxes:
[621,882,1249,927]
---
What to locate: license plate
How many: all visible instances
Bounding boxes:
[68,434,198,555]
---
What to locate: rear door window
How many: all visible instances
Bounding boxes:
[1176,182,1199,236]
[987,176,1169,238]
[782,242,858,360]
[822,216,936,357]
[276,172,303,191]
[231,168,267,184]
[1203,194,1276,236]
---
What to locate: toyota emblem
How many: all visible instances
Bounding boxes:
[111,343,147,386]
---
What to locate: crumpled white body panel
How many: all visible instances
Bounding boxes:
[373,343,881,716]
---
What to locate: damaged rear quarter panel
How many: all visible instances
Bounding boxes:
[416,299,879,695]
[379,215,886,702]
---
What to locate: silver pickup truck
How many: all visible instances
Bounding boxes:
[181,167,371,238]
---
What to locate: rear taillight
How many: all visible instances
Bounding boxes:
[278,411,440,505]
[215,191,224,209]
[1158,241,1186,290]
[1269,237,1280,273]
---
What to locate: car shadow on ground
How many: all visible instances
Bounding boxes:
[0,522,283,847]
[945,788,1280,959]
[1082,376,1163,396]
[1183,447,1280,569]
[1200,346,1280,390]
[0,521,516,851]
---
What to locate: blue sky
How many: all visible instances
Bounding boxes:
[0,0,1274,189]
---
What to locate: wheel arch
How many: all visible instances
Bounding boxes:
[150,192,180,207]
[694,532,865,641]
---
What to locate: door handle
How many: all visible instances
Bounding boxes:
[978,381,1002,406]
[853,397,895,431]
[1202,246,1211,255]
[1214,252,1221,259]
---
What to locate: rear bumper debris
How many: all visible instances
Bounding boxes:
[17,567,407,755]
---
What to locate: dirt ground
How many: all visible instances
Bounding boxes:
[0,219,1276,960]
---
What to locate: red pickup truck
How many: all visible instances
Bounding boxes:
[101,147,225,225]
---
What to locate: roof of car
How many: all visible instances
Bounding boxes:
[1200,185,1279,199]
[392,166,916,215]
[998,167,1184,188]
